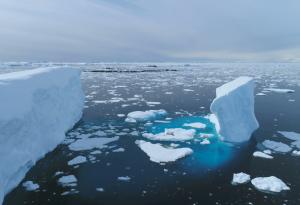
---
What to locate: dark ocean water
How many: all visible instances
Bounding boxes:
[2,63,300,205]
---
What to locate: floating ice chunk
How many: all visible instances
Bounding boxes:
[68,137,119,151]
[113,148,125,152]
[200,138,210,145]
[278,131,300,141]
[264,88,295,93]
[96,187,104,192]
[183,122,206,129]
[251,176,290,193]
[210,77,259,143]
[146,101,161,105]
[262,140,292,153]
[292,150,300,156]
[58,175,77,187]
[232,172,250,185]
[68,156,87,166]
[253,151,273,159]
[136,140,193,163]
[142,128,196,141]
[126,110,167,122]
[22,181,39,191]
[256,92,266,96]
[125,118,137,123]
[117,114,125,117]
[117,176,131,182]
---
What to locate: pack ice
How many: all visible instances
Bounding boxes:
[210,77,259,143]
[0,67,84,204]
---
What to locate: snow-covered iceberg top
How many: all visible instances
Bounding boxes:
[210,77,259,143]
[0,67,84,204]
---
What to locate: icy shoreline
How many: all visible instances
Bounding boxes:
[0,67,84,204]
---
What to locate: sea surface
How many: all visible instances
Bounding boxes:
[2,62,300,205]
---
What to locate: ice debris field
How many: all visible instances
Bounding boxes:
[1,63,300,205]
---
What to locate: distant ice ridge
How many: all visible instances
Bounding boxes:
[0,67,84,204]
[210,77,259,143]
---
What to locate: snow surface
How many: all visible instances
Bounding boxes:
[142,128,196,141]
[251,176,290,193]
[0,67,84,204]
[253,151,273,159]
[125,110,167,122]
[210,77,259,143]
[136,140,193,163]
[262,140,292,153]
[232,172,250,185]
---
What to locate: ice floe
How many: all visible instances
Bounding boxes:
[264,88,295,93]
[253,151,273,159]
[22,181,39,191]
[136,140,193,163]
[210,77,259,143]
[183,122,206,129]
[68,137,119,151]
[251,176,290,193]
[278,131,300,141]
[117,176,131,182]
[262,140,292,153]
[125,110,167,123]
[58,175,78,187]
[232,172,250,185]
[68,156,87,166]
[142,128,196,141]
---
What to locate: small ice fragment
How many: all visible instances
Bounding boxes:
[22,181,39,191]
[96,187,104,192]
[142,128,195,141]
[264,88,294,93]
[262,140,292,153]
[253,151,273,159]
[117,176,131,182]
[183,122,206,129]
[200,138,210,145]
[232,172,250,185]
[278,131,300,141]
[68,156,87,166]
[292,150,300,156]
[58,175,77,187]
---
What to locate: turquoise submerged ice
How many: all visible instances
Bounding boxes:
[145,116,235,169]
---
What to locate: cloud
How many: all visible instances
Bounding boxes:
[0,0,300,62]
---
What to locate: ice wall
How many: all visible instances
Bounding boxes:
[210,77,259,143]
[0,67,84,203]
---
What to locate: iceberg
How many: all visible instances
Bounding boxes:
[210,77,259,143]
[0,67,84,204]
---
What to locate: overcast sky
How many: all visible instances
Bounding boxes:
[0,0,300,62]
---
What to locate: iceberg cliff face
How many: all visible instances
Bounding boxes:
[0,67,84,203]
[210,77,259,143]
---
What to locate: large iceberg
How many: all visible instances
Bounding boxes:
[0,67,84,204]
[210,77,259,143]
